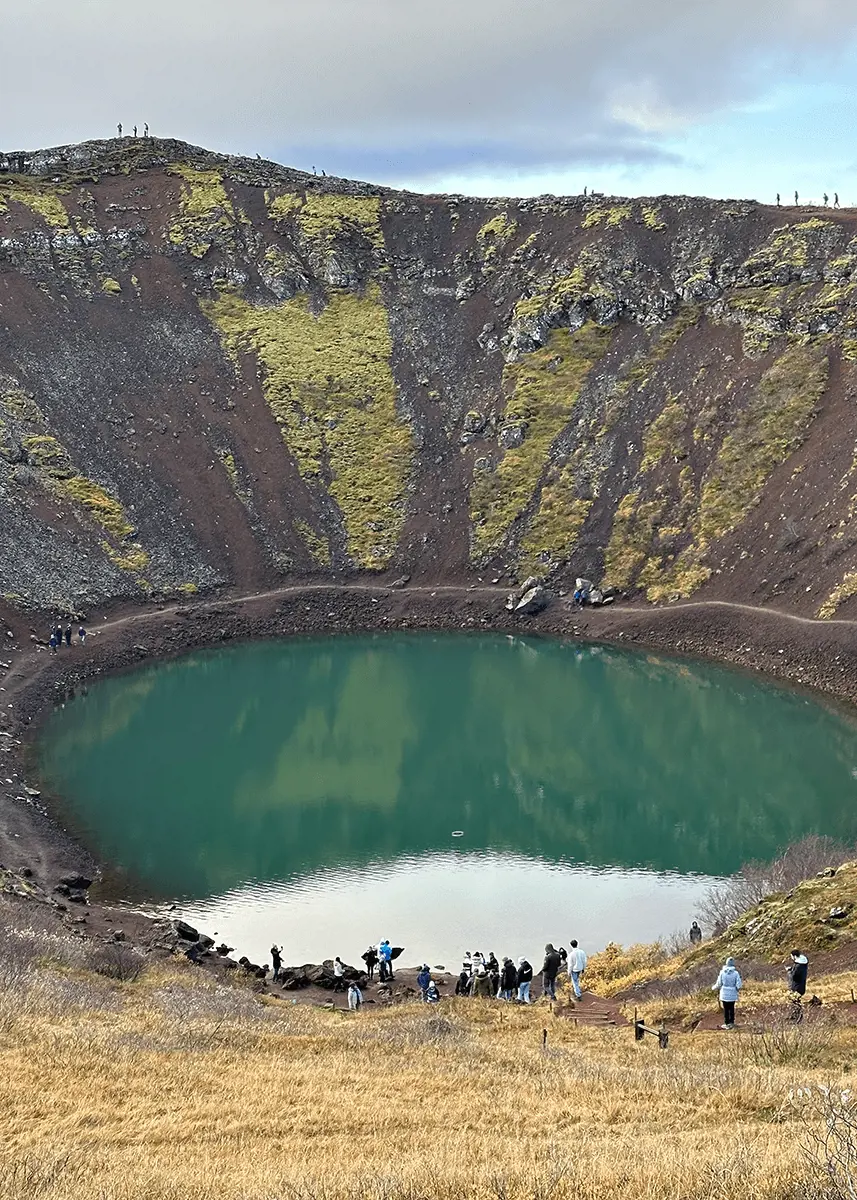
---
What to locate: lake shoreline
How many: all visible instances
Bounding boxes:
[2,581,857,963]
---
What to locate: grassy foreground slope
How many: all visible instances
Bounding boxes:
[0,896,853,1200]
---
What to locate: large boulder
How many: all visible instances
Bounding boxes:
[173,919,199,941]
[515,586,550,616]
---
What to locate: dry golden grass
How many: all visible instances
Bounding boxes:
[0,921,854,1200]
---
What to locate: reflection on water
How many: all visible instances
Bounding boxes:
[179,853,719,970]
[38,634,857,961]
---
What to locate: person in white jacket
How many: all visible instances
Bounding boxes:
[568,939,587,1000]
[712,956,743,1028]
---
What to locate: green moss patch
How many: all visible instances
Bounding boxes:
[201,285,412,569]
[265,190,384,253]
[699,343,828,543]
[640,402,688,472]
[469,323,611,561]
[167,164,236,258]
[603,492,665,589]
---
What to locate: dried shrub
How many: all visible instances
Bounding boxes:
[86,942,146,982]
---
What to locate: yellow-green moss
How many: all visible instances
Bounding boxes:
[58,475,133,539]
[265,191,303,224]
[699,344,828,543]
[22,435,75,478]
[602,308,700,430]
[603,493,665,589]
[101,277,121,295]
[469,323,612,560]
[103,542,150,573]
[641,204,666,231]
[818,572,857,619]
[475,213,517,263]
[177,582,198,595]
[201,285,411,569]
[518,457,591,574]
[9,398,146,575]
[166,164,235,258]
[640,401,687,472]
[1,390,44,424]
[843,338,857,362]
[583,204,632,230]
[5,186,70,229]
[295,518,332,567]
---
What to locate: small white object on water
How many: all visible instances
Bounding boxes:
[452,830,464,837]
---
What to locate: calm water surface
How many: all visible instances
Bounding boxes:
[38,635,857,967]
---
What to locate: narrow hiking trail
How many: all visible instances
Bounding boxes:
[91,586,857,637]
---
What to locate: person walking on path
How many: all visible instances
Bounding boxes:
[568,939,587,1000]
[835,192,840,209]
[788,950,809,997]
[541,943,561,1001]
[270,945,282,983]
[347,982,363,1011]
[499,957,517,1000]
[49,632,58,654]
[689,920,702,945]
[776,192,781,206]
[417,963,431,1001]
[64,625,72,647]
[795,190,799,206]
[78,625,87,645]
[712,957,743,1028]
[824,192,829,207]
[54,624,63,648]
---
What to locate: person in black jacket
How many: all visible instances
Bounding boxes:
[788,950,809,996]
[542,943,561,1000]
[499,957,518,1000]
[517,957,533,1003]
[270,945,282,983]
[361,946,378,982]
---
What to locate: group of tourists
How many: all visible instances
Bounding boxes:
[442,940,588,1005]
[48,623,86,653]
[271,923,811,1029]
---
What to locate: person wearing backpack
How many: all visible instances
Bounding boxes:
[712,956,743,1028]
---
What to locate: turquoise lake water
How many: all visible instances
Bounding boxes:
[37,634,857,968]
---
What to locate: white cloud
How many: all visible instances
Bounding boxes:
[2,0,856,180]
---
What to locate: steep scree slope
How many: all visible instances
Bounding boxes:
[3,137,857,618]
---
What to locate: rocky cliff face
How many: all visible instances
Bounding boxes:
[2,137,857,619]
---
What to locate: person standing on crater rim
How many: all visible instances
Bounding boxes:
[689,920,702,945]
[270,945,282,983]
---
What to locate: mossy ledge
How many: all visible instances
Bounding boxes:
[201,285,412,569]
[470,323,612,563]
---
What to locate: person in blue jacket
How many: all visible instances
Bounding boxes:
[417,964,431,1001]
[712,956,743,1028]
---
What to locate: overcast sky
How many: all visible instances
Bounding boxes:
[3,0,857,202]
